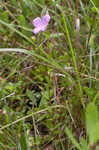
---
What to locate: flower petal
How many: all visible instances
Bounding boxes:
[41,25,47,31]
[32,17,42,27]
[33,27,41,34]
[42,14,50,26]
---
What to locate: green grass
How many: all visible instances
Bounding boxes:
[0,0,99,150]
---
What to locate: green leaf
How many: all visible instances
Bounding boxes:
[18,15,26,27]
[20,1,27,17]
[90,123,99,144]
[22,4,27,17]
[81,138,90,150]
[86,102,99,144]
[1,11,9,23]
[46,119,53,129]
[89,34,95,46]
[36,0,45,5]
[26,90,33,101]
[11,0,18,8]
[20,134,27,150]
[18,14,28,35]
[84,87,94,101]
[65,127,82,150]
[86,102,98,131]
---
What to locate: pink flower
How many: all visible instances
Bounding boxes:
[32,14,50,34]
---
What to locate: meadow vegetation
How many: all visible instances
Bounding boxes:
[0,0,99,150]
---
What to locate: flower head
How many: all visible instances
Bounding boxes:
[32,14,50,34]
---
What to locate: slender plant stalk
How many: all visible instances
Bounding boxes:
[0,105,65,131]
[89,47,93,88]
[0,48,74,83]
[58,5,85,109]
[89,34,95,90]
[75,0,80,68]
[22,120,31,150]
[90,0,99,14]
[32,97,40,150]
[76,0,79,17]
[0,19,34,45]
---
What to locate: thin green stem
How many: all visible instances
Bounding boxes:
[58,5,85,109]
[0,105,65,131]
